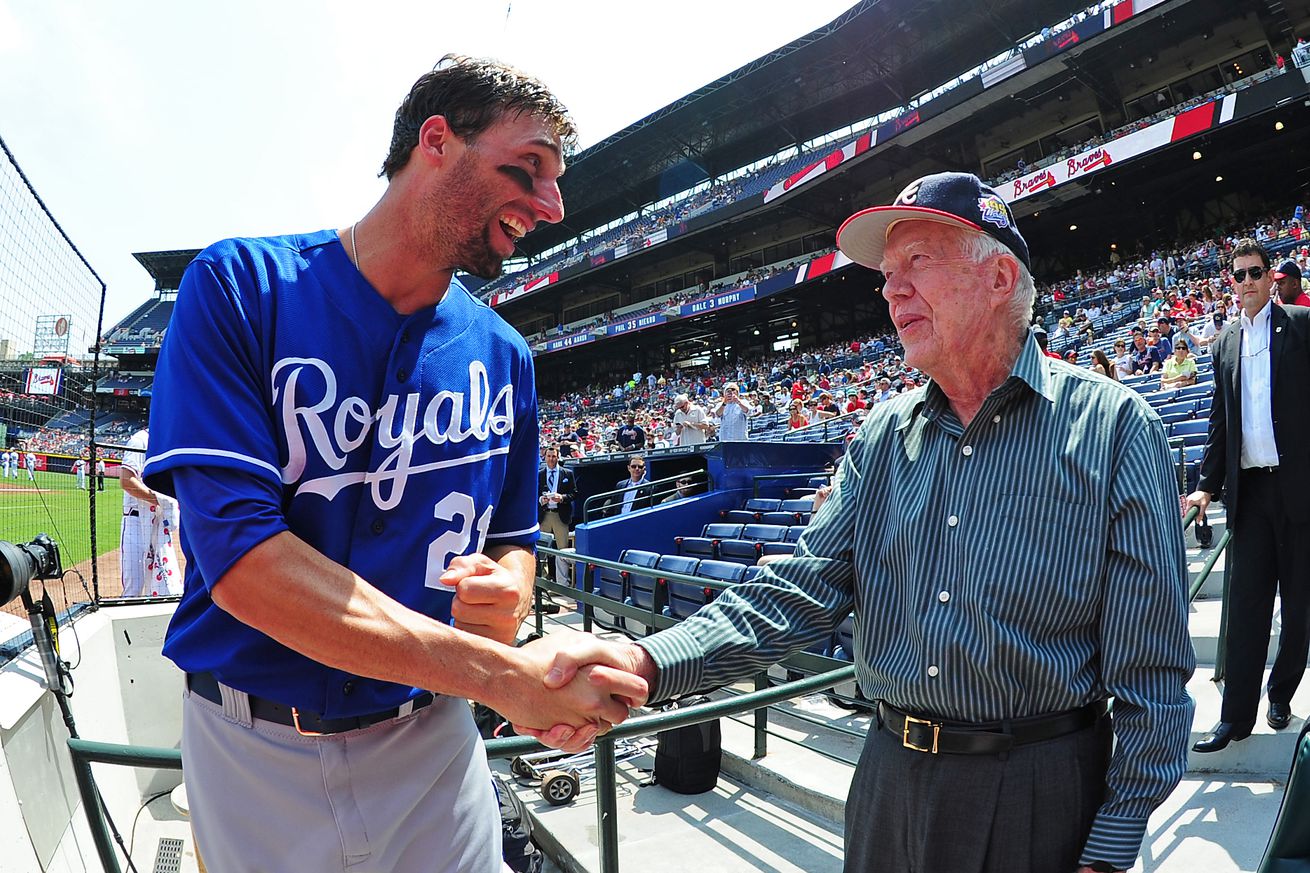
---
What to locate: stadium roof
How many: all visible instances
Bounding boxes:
[133,249,200,292]
[524,0,1089,256]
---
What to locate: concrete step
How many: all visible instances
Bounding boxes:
[1188,598,1280,667]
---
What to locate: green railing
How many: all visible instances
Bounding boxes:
[59,501,1228,873]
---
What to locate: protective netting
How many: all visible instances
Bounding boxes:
[0,134,111,619]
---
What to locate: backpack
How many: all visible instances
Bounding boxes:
[492,775,543,873]
[653,696,721,794]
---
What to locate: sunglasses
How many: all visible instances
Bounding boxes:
[629,464,645,470]
[1232,267,1267,283]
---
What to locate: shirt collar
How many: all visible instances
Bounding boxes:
[1241,298,1273,331]
[894,333,1052,432]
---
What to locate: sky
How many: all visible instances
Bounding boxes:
[0,0,861,343]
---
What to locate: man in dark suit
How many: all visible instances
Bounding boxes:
[610,456,652,516]
[537,445,575,582]
[1189,238,1310,752]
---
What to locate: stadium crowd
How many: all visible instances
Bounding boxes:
[535,209,1310,456]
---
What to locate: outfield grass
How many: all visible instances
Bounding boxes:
[0,470,123,567]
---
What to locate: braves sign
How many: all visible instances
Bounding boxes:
[1066,147,1113,177]
[1011,169,1057,199]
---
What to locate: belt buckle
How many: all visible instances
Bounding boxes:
[901,714,940,754]
[291,707,328,737]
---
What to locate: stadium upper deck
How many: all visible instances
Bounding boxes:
[502,0,1310,394]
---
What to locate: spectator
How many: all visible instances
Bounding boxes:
[713,382,753,441]
[788,399,809,430]
[671,394,709,446]
[1089,348,1118,382]
[1111,339,1135,379]
[615,413,646,452]
[612,456,652,515]
[1274,260,1310,306]
[1159,340,1197,389]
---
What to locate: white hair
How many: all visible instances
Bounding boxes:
[958,230,1036,329]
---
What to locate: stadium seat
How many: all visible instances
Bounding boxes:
[741,524,788,542]
[762,541,797,557]
[621,549,664,619]
[760,511,798,526]
[696,560,748,587]
[831,614,857,662]
[744,498,782,514]
[718,539,763,565]
[784,526,804,543]
[1156,400,1197,420]
[675,536,718,560]
[657,555,706,620]
[743,566,764,583]
[722,509,758,524]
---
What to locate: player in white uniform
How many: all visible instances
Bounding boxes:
[23,449,36,483]
[118,428,180,597]
[74,453,88,490]
[0,448,11,479]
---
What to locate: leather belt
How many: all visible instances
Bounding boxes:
[187,672,435,736]
[878,700,1107,755]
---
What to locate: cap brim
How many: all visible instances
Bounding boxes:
[837,206,983,269]
[1273,271,1290,280]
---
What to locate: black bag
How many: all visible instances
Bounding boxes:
[493,775,544,873]
[654,697,721,794]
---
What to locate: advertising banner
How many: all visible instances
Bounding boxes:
[677,286,757,317]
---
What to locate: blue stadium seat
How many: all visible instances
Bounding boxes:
[675,536,718,560]
[831,614,857,661]
[742,524,788,542]
[1175,382,1213,402]
[762,541,796,557]
[718,539,762,565]
[703,523,744,539]
[807,476,830,488]
[1156,400,1197,420]
[657,555,706,620]
[696,560,747,586]
[744,498,782,514]
[760,511,798,526]
[722,509,758,524]
[780,498,813,516]
[785,526,804,543]
[743,566,764,583]
[622,549,663,618]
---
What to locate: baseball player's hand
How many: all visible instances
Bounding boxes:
[499,630,649,752]
[439,554,532,646]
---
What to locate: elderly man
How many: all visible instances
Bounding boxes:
[528,172,1194,873]
[671,393,709,446]
[713,382,753,441]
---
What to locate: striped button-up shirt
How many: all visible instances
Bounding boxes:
[638,335,1195,869]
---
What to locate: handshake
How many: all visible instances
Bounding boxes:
[497,629,657,754]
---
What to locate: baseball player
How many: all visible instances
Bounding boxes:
[23,448,36,483]
[1,447,11,479]
[141,56,644,873]
[118,428,180,597]
[74,453,88,490]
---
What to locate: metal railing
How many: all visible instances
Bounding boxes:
[580,468,711,522]
[58,500,1229,873]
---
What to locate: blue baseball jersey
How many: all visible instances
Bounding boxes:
[143,229,540,718]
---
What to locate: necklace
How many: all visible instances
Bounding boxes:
[350,222,360,269]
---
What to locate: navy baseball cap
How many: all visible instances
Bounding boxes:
[837,172,1031,271]
[1273,260,1302,281]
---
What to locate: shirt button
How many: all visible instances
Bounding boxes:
[400,330,411,343]
[992,415,1001,424]
[961,445,973,457]
[947,515,959,527]
[396,368,409,382]
[371,518,385,535]
[927,665,940,678]
[342,680,355,695]
[938,591,951,603]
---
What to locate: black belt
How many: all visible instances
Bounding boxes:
[878,700,1107,755]
[1241,466,1279,476]
[187,672,435,736]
